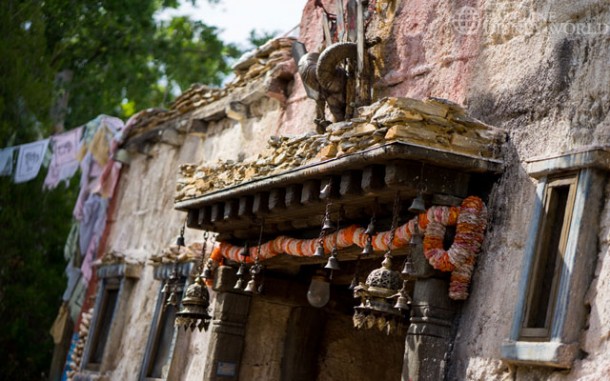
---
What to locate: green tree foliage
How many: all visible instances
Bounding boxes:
[0,1,239,379]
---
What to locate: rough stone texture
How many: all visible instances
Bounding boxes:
[239,298,291,380]
[317,310,405,381]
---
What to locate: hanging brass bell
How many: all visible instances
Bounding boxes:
[175,276,212,331]
[236,263,247,277]
[408,195,426,214]
[401,258,415,277]
[314,242,326,258]
[244,279,258,294]
[361,241,373,255]
[233,278,244,290]
[176,235,185,247]
[240,242,250,258]
[321,216,336,233]
[394,295,411,311]
[409,233,423,246]
[364,218,376,235]
[166,290,179,306]
[324,254,341,271]
[202,267,212,279]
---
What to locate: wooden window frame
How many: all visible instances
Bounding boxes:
[139,262,193,381]
[79,262,141,374]
[502,148,610,368]
[520,175,578,340]
[84,278,121,371]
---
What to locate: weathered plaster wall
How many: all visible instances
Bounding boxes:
[365,0,610,379]
[100,135,214,380]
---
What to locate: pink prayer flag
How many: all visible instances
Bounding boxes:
[44,127,83,190]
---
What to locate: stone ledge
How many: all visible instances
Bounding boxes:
[96,263,142,280]
[500,340,579,368]
[152,261,194,280]
[526,146,610,178]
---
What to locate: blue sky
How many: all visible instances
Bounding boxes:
[159,0,307,48]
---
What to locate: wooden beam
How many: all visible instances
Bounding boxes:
[253,192,269,215]
[285,184,302,208]
[238,196,253,218]
[268,188,286,211]
[340,170,363,196]
[361,165,385,195]
[223,199,238,220]
[210,204,224,223]
[301,179,321,204]
[186,209,198,228]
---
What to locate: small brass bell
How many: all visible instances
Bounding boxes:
[364,221,376,236]
[166,291,179,306]
[408,195,426,214]
[348,275,360,290]
[314,242,326,258]
[202,267,213,279]
[394,295,411,311]
[361,241,374,255]
[410,231,423,246]
[321,216,336,233]
[401,258,415,277]
[176,235,185,247]
[236,263,247,277]
[244,279,258,294]
[240,242,250,258]
[324,253,341,271]
[234,278,244,290]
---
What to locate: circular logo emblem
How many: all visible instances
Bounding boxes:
[452,6,481,35]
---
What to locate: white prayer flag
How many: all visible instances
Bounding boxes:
[0,147,15,176]
[14,139,50,183]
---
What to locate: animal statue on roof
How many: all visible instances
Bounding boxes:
[294,41,358,133]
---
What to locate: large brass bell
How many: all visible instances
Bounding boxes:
[408,195,426,214]
[175,276,212,332]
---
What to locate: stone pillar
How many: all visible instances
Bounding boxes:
[204,266,252,381]
[402,248,457,381]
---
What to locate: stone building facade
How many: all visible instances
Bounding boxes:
[62,1,610,380]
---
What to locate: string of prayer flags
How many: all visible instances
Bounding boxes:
[14,139,50,183]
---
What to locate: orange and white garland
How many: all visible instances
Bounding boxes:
[421,196,488,300]
[209,196,487,300]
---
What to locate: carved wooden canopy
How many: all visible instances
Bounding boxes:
[175,141,502,247]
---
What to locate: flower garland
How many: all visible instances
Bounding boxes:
[208,196,487,300]
[421,196,488,300]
